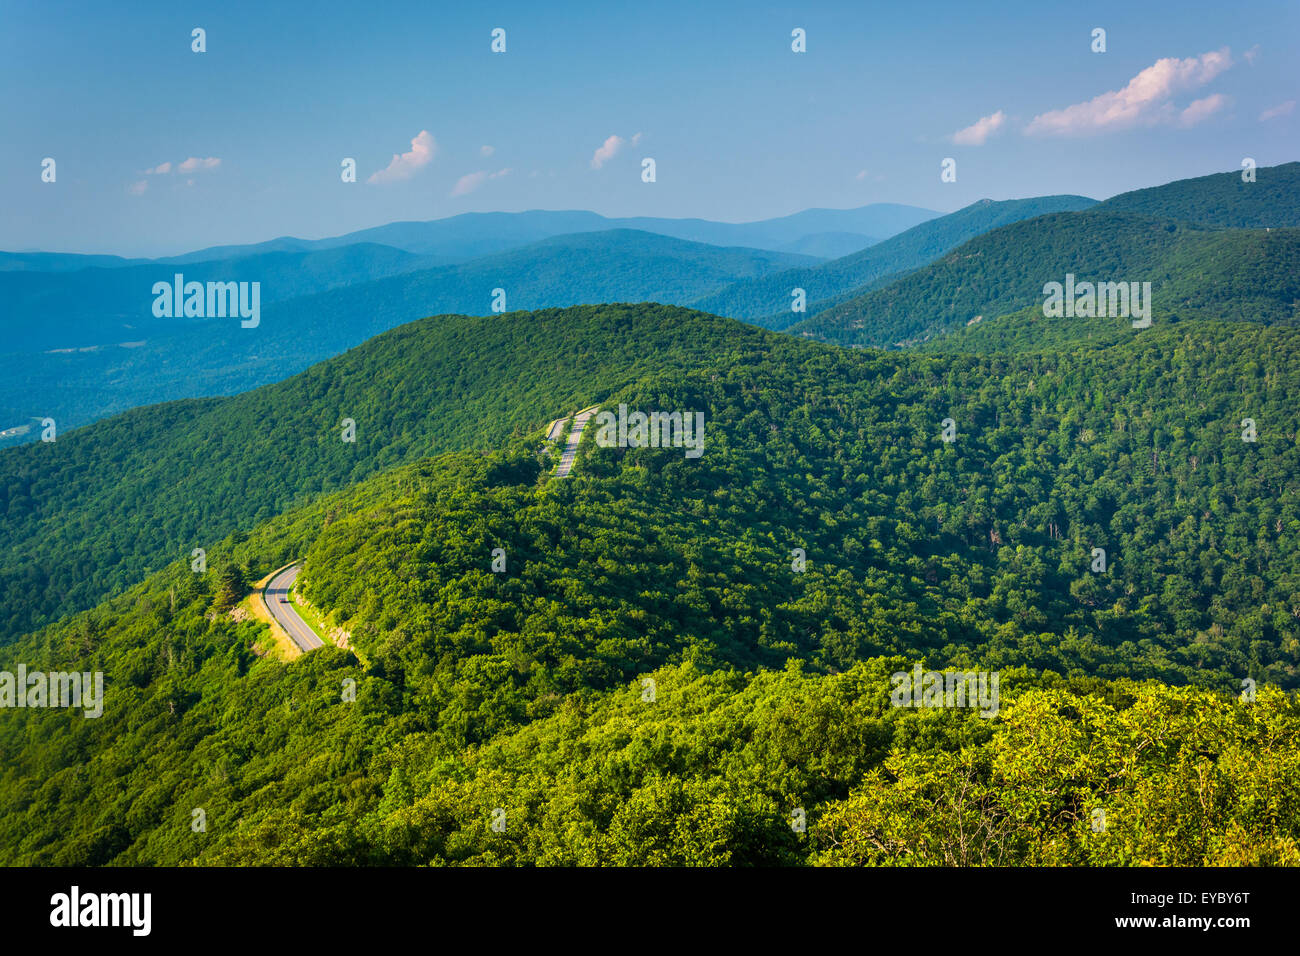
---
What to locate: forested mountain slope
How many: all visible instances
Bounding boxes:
[1,307,1298,865]
[1096,161,1300,226]
[691,195,1097,325]
[789,219,1300,347]
[297,319,1300,695]
[789,161,1300,348]
[0,305,772,639]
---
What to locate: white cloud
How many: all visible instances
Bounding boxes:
[952,110,1006,146]
[144,158,221,176]
[1177,93,1231,127]
[480,145,495,157]
[127,180,148,195]
[855,168,869,180]
[367,130,437,184]
[1260,99,1296,121]
[451,171,487,196]
[1244,44,1260,65]
[1026,48,1233,136]
[450,167,511,197]
[592,132,641,169]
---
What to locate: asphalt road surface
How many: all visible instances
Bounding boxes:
[263,563,325,652]
[555,406,599,478]
[545,418,567,442]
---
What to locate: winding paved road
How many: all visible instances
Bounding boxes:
[555,405,599,478]
[264,406,602,654]
[263,563,325,652]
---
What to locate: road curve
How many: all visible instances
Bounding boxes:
[263,563,325,652]
[555,405,599,478]
[544,418,568,442]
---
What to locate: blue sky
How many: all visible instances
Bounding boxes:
[3,0,1297,256]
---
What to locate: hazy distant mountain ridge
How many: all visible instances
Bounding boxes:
[0,230,813,439]
[3,202,938,267]
[0,243,439,351]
